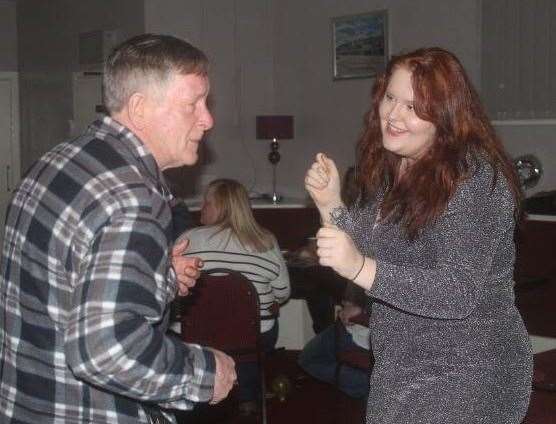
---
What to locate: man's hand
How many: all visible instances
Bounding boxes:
[208,349,237,404]
[171,238,203,296]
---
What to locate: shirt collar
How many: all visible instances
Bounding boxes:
[87,115,174,202]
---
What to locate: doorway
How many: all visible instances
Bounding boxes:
[71,71,102,137]
[0,72,20,245]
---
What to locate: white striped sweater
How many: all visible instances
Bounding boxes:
[180,226,291,333]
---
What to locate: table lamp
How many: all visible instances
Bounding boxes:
[256,115,294,203]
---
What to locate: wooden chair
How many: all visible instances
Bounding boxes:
[180,269,267,423]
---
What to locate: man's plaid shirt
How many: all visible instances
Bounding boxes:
[0,117,215,423]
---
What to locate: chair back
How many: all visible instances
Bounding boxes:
[532,348,556,392]
[180,269,261,361]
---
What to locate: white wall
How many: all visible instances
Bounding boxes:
[273,0,482,197]
[146,0,277,199]
[146,0,491,200]
[15,0,556,197]
[495,123,556,195]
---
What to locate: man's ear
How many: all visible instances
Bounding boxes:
[127,92,148,130]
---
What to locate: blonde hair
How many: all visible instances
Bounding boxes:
[206,179,274,252]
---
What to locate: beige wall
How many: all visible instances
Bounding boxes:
[17,0,144,172]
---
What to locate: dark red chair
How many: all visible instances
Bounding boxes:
[522,348,556,423]
[180,269,267,423]
[532,348,556,392]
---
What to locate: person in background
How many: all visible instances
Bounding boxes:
[305,47,532,423]
[170,197,197,240]
[0,34,236,424]
[290,165,361,335]
[180,178,290,416]
[298,282,370,399]
[298,165,370,399]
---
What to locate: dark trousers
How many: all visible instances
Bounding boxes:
[298,324,369,399]
[237,321,278,401]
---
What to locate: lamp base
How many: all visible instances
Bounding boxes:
[262,192,283,204]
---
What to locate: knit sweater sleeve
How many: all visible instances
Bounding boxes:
[334,166,516,320]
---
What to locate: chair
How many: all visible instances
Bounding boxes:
[180,269,267,423]
[334,310,374,390]
[521,348,556,423]
[532,348,556,392]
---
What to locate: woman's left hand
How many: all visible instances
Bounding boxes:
[316,225,363,280]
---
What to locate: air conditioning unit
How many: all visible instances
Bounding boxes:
[78,30,120,66]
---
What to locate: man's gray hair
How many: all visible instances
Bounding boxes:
[103,33,209,114]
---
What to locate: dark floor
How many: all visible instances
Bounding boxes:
[176,349,365,424]
[175,349,555,424]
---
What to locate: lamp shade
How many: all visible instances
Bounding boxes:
[256,115,294,140]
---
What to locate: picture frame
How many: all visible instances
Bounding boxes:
[332,10,388,80]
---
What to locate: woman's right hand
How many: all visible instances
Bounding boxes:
[304,153,343,220]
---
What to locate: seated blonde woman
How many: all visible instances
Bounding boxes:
[180,178,290,415]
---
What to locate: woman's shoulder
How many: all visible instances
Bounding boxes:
[467,156,511,194]
[259,242,286,266]
[450,156,514,212]
[181,225,221,241]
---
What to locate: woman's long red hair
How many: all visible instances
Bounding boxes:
[357,47,521,239]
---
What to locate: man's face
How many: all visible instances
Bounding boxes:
[143,73,213,170]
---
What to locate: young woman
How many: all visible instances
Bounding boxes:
[305,47,532,423]
[181,178,290,415]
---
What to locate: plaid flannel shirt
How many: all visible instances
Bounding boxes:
[0,116,216,423]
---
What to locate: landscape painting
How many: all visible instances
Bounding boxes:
[332,11,388,80]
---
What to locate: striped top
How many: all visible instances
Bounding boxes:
[181,226,290,333]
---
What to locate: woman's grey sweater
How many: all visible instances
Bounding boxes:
[333,162,533,423]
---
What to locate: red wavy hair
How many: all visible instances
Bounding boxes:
[357,47,521,239]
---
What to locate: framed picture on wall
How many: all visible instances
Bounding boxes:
[332,10,388,80]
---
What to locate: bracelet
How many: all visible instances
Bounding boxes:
[351,256,365,281]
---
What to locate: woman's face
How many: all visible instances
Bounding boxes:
[378,67,436,165]
[200,188,219,225]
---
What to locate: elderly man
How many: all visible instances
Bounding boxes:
[0,34,236,423]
